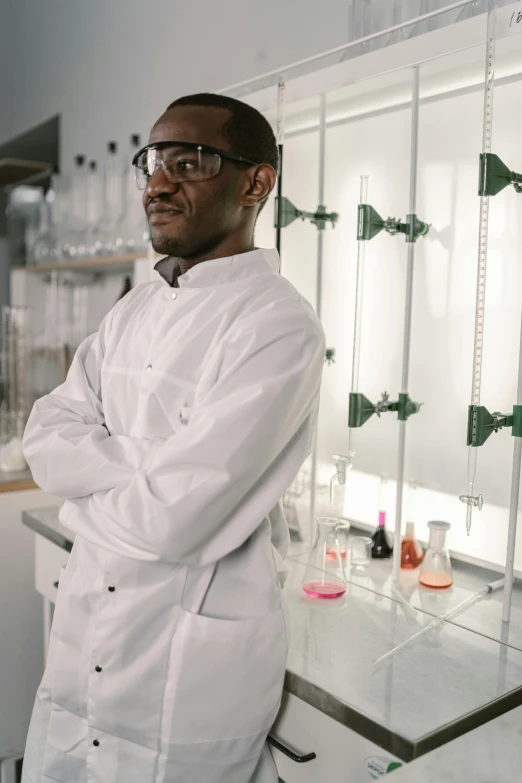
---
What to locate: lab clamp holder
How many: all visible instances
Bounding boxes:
[347,202,428,429]
[275,196,339,232]
[459,405,522,511]
[357,204,430,243]
[349,391,422,428]
[478,153,522,197]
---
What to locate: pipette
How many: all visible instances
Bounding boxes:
[374,577,504,668]
[459,0,498,534]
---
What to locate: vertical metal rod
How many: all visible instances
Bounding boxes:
[393,66,420,583]
[502,309,522,622]
[310,94,327,544]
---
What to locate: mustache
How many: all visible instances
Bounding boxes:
[146,197,185,214]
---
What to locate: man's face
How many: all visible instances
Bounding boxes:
[144,106,253,260]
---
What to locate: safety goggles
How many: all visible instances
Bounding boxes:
[132,141,259,190]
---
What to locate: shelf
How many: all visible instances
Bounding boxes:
[12,253,145,273]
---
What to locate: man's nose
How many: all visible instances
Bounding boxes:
[145,164,180,199]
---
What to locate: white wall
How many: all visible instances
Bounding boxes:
[0,0,353,165]
[256,57,522,574]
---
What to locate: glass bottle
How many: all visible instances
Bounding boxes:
[401,479,424,569]
[419,521,453,589]
[32,180,60,265]
[302,518,347,599]
[61,155,88,260]
[371,473,393,559]
[95,142,124,256]
[85,160,104,257]
[401,523,424,569]
[115,133,148,255]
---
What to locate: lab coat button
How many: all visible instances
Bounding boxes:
[93,740,100,747]
[147,364,152,371]
[108,585,115,592]
[95,665,102,672]
[171,291,177,300]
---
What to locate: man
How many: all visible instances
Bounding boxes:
[21,93,325,783]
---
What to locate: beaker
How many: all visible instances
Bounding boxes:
[419,521,453,589]
[401,481,423,569]
[302,518,347,599]
[350,536,372,573]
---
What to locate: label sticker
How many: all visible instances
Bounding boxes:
[365,756,403,779]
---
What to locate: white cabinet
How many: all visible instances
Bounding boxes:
[34,533,69,603]
[270,691,403,782]
[0,488,61,761]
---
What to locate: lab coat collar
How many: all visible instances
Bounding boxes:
[154,248,280,289]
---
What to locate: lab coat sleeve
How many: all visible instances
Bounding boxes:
[61,307,326,565]
[23,309,159,499]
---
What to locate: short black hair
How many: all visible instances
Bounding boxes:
[166,93,279,174]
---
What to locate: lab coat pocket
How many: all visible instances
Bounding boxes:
[161,607,288,744]
[42,566,75,687]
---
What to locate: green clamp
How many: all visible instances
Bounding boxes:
[513,405,522,438]
[325,348,336,365]
[466,404,515,447]
[275,196,339,231]
[478,153,522,197]
[357,204,430,243]
[397,392,422,421]
[349,391,422,428]
[348,392,376,428]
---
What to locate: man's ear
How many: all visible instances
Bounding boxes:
[241,164,276,208]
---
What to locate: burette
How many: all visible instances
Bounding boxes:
[275,76,286,258]
[309,94,327,542]
[459,0,498,534]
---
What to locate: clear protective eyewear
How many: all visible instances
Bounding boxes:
[132,141,259,190]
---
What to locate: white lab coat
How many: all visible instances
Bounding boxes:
[21,248,325,783]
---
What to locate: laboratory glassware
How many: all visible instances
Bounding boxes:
[459,0,498,534]
[32,179,60,265]
[275,76,285,257]
[97,141,125,256]
[372,473,393,559]
[0,306,30,472]
[61,155,89,259]
[419,521,453,589]
[350,536,372,572]
[401,523,424,569]
[302,518,347,599]
[374,577,504,668]
[117,134,148,255]
[392,65,421,583]
[401,480,423,569]
[84,160,104,257]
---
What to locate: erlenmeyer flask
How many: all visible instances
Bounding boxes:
[419,521,453,589]
[302,518,347,599]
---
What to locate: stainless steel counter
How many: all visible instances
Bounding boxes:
[388,703,522,782]
[22,507,522,767]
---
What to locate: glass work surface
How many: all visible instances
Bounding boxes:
[289,528,522,654]
[283,558,522,754]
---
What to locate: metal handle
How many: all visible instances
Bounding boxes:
[267,735,316,763]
